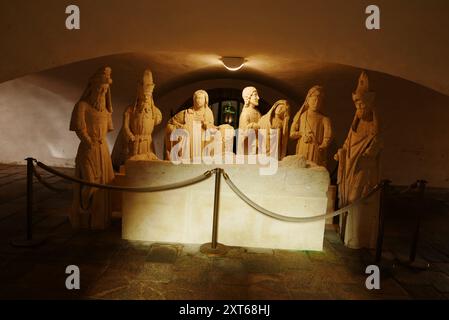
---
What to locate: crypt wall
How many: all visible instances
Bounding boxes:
[0,55,448,187]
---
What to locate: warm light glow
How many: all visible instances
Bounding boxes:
[221,57,246,71]
[122,160,328,250]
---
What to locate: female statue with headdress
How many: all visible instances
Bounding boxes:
[258,100,290,160]
[69,66,115,230]
[165,89,215,161]
[290,85,332,167]
[238,86,262,155]
[334,71,383,249]
[111,69,162,169]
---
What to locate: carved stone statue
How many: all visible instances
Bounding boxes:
[238,86,261,155]
[165,90,215,161]
[69,66,115,230]
[218,124,235,157]
[290,85,332,167]
[334,71,382,249]
[112,69,162,169]
[258,99,290,160]
[202,123,236,160]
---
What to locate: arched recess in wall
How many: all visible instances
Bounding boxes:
[2,51,449,188]
[152,78,300,160]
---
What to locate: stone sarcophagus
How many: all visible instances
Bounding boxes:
[121,158,330,251]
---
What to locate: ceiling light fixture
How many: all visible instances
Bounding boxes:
[221,57,246,71]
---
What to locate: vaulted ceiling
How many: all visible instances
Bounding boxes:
[1,0,448,97]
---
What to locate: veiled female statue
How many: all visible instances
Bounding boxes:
[258,99,290,160]
[290,85,332,167]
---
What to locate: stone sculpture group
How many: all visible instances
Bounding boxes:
[69,66,382,250]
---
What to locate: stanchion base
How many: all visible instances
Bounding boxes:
[395,254,430,270]
[200,243,228,256]
[10,238,45,248]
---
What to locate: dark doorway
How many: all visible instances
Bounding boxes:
[174,88,270,129]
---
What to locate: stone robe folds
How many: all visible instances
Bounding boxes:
[111,106,162,170]
[258,103,289,160]
[338,118,382,249]
[238,107,261,155]
[291,109,332,167]
[165,107,215,160]
[70,101,115,230]
[124,105,162,159]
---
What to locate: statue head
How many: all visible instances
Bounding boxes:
[81,66,113,112]
[242,86,259,108]
[273,100,290,120]
[352,71,375,120]
[136,69,155,108]
[193,90,208,110]
[304,85,324,112]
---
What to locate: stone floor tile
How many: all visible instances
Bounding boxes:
[146,244,180,264]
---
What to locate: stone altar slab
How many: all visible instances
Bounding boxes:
[121,159,330,251]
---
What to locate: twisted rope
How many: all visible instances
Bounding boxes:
[222,171,382,223]
[34,160,213,193]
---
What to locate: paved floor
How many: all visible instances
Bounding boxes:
[0,163,448,300]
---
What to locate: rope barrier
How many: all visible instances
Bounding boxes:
[14,156,429,265]
[388,181,418,196]
[33,166,71,192]
[34,160,214,193]
[222,171,382,223]
[35,158,383,223]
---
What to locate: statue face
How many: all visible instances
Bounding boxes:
[142,91,152,104]
[97,84,109,96]
[308,94,320,111]
[250,91,260,107]
[194,92,207,109]
[91,83,109,110]
[147,84,155,95]
[355,100,371,119]
[275,104,286,118]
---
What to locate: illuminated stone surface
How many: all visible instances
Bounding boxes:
[111,69,162,169]
[122,159,330,250]
[335,71,382,250]
[258,99,291,160]
[290,85,332,167]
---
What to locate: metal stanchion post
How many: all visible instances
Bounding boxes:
[410,180,426,262]
[200,168,228,255]
[211,168,221,249]
[397,180,430,269]
[375,179,391,263]
[11,157,44,247]
[397,180,430,270]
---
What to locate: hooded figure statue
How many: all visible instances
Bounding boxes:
[258,99,290,160]
[290,85,332,167]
